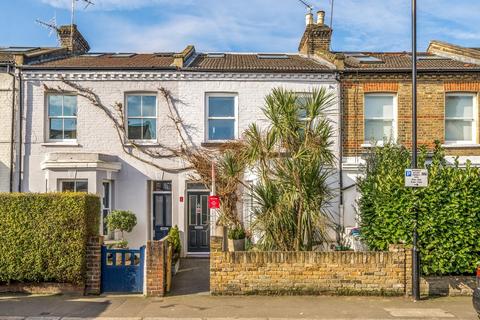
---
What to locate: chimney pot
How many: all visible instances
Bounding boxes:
[305,13,314,26]
[317,10,325,25]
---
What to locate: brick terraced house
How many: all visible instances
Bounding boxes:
[338,42,480,229]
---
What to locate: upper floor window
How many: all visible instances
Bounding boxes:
[364,94,396,143]
[48,94,77,141]
[126,94,157,140]
[445,93,477,144]
[206,94,237,141]
[296,92,311,122]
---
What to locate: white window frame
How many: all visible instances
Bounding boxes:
[295,92,313,122]
[59,179,88,192]
[363,93,398,145]
[125,93,158,142]
[205,93,238,142]
[102,181,113,237]
[444,93,478,145]
[46,93,77,142]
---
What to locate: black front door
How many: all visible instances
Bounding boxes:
[153,193,172,240]
[187,192,210,252]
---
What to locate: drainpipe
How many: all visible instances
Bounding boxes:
[17,70,23,192]
[7,64,16,192]
[336,73,345,231]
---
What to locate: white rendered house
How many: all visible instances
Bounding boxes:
[20,45,341,254]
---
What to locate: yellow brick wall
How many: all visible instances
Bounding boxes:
[342,74,480,158]
[210,237,412,295]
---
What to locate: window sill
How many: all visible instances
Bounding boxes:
[41,142,80,147]
[442,143,480,149]
[360,143,384,148]
[124,141,159,147]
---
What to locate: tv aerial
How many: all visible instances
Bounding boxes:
[36,14,60,44]
[297,0,313,13]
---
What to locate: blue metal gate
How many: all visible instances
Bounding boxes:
[101,246,145,293]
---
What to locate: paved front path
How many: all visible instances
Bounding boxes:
[0,294,476,320]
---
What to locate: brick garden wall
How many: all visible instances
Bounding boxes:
[210,237,412,296]
[85,235,103,295]
[145,239,167,297]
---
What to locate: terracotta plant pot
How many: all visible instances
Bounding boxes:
[228,238,245,252]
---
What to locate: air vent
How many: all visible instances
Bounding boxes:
[206,53,225,58]
[111,53,136,58]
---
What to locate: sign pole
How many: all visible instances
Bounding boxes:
[411,0,421,302]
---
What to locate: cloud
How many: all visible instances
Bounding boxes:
[39,0,480,52]
[40,0,186,11]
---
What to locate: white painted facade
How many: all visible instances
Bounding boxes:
[0,71,19,193]
[21,70,341,255]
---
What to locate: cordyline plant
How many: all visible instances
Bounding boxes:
[243,88,336,251]
[44,80,244,227]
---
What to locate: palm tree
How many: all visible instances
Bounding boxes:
[244,87,336,251]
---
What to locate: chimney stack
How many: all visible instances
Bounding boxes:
[57,24,90,54]
[305,12,314,25]
[298,9,333,54]
[317,10,325,25]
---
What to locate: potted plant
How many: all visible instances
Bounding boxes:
[168,225,181,274]
[227,225,246,252]
[104,210,137,248]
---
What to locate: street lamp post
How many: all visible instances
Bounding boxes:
[411,0,421,302]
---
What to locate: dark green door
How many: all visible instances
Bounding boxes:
[187,192,210,252]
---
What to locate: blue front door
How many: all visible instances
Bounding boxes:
[101,246,145,293]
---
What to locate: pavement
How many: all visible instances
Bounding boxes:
[0,294,477,320]
[0,260,476,320]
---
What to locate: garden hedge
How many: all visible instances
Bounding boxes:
[0,193,100,285]
[358,142,480,275]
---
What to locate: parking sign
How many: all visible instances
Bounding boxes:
[405,169,428,187]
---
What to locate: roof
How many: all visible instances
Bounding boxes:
[0,46,67,66]
[341,52,480,71]
[186,53,331,72]
[27,52,332,72]
[34,53,176,69]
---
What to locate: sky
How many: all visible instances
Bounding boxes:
[0,0,479,53]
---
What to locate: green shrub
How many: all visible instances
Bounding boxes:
[358,141,480,275]
[168,225,181,255]
[228,226,246,240]
[0,193,100,284]
[104,210,137,242]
